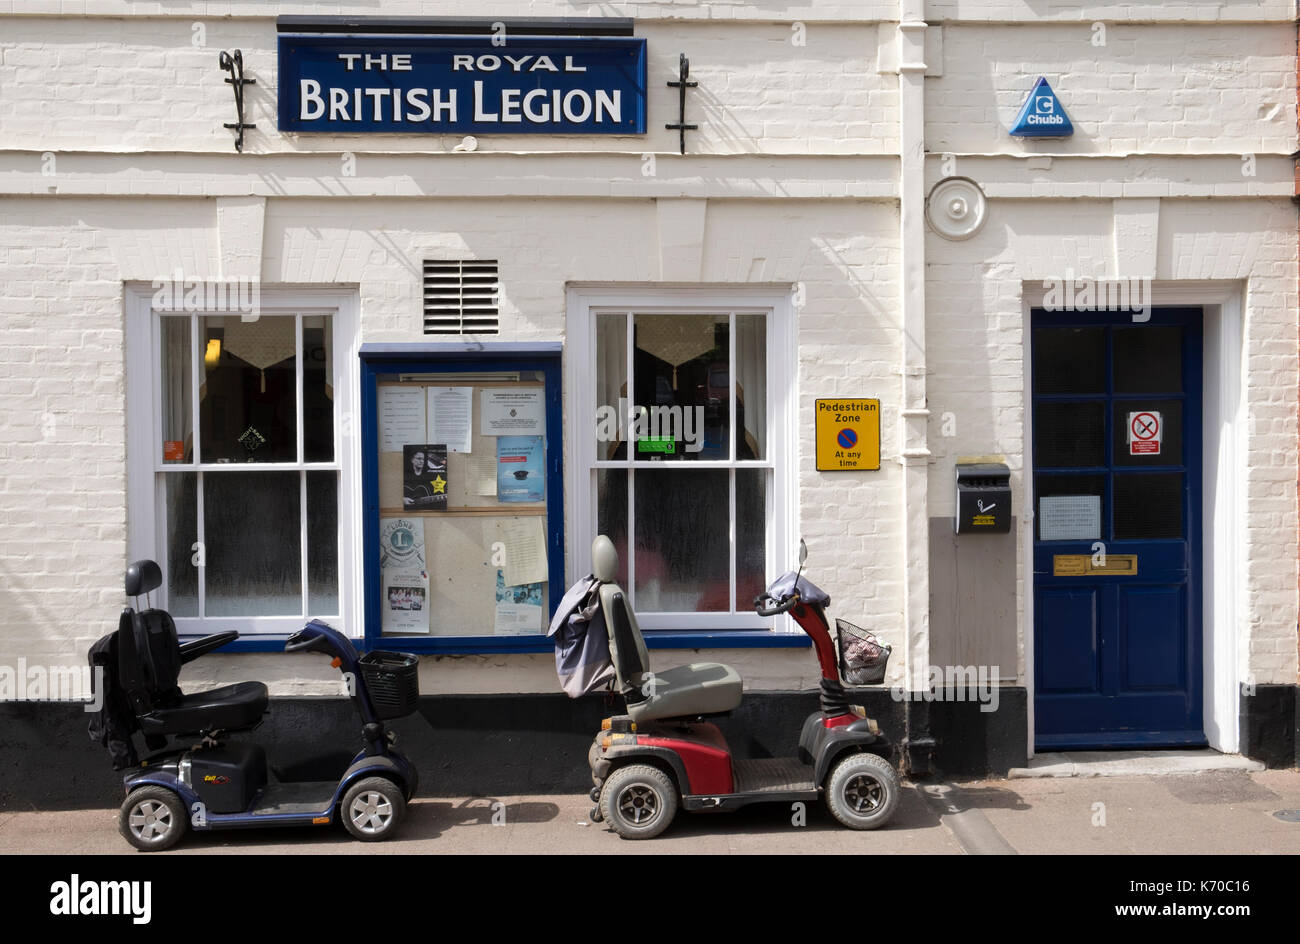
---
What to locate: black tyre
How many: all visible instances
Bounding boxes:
[599,764,678,840]
[119,786,188,852]
[588,739,601,774]
[340,777,406,842]
[825,753,900,830]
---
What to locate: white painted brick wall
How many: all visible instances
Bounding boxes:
[0,7,1295,700]
[0,17,890,155]
[929,24,1297,155]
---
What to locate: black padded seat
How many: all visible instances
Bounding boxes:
[138,681,269,737]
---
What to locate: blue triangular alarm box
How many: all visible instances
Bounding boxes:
[1010,77,1073,137]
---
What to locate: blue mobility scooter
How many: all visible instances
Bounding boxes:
[90,560,420,851]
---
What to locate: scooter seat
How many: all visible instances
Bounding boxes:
[627,662,743,723]
[138,681,269,736]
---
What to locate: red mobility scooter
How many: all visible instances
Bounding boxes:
[574,536,899,839]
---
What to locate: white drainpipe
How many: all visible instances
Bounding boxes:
[898,2,932,762]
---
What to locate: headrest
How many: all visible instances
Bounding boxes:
[592,535,619,583]
[125,560,163,598]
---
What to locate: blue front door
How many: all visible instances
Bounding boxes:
[1031,307,1204,749]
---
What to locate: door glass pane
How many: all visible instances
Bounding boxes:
[1114,326,1182,394]
[1034,401,1105,468]
[1113,399,1182,468]
[736,469,767,607]
[307,471,339,615]
[303,316,334,462]
[634,469,728,611]
[160,317,192,463]
[200,315,297,463]
[1035,474,1105,542]
[1033,327,1105,394]
[633,313,728,461]
[595,313,628,461]
[1114,473,1183,540]
[164,472,197,616]
[204,471,302,616]
[736,314,766,460]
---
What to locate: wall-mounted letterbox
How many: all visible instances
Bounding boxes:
[955,461,1011,534]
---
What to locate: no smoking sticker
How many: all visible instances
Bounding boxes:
[1128,411,1161,456]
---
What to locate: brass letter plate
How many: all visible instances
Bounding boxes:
[1053,554,1137,576]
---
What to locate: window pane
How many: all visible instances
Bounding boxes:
[1114,326,1182,394]
[1113,400,1182,468]
[204,471,301,616]
[634,469,729,612]
[596,468,629,586]
[160,317,192,463]
[1035,474,1105,542]
[1034,401,1105,468]
[736,314,766,459]
[633,313,728,461]
[1114,473,1183,540]
[200,315,297,463]
[736,469,767,607]
[307,471,339,615]
[1033,327,1105,395]
[303,315,334,462]
[595,313,627,461]
[164,472,197,616]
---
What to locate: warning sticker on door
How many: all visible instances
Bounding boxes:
[1128,411,1161,456]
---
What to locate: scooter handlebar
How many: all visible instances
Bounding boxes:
[754,592,799,617]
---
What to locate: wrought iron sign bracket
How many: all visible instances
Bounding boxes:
[218,49,256,152]
[665,53,698,155]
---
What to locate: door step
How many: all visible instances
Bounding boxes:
[1010,749,1264,779]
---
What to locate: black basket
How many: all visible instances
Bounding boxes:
[836,620,892,686]
[359,650,420,720]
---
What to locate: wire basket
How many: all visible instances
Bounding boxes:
[359,650,420,720]
[836,620,892,686]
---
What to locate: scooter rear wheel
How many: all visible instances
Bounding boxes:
[341,777,406,842]
[825,753,899,830]
[599,764,677,840]
[120,786,188,852]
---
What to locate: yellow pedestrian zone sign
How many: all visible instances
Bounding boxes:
[815,399,880,471]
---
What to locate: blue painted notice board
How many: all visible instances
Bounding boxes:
[278,34,647,135]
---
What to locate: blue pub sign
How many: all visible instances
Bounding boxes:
[278,34,647,135]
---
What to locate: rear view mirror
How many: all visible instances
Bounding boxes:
[798,539,807,566]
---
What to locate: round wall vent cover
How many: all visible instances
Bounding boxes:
[926,176,988,241]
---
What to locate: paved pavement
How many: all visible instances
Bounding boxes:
[3,769,1298,855]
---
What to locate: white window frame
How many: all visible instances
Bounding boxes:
[566,285,797,632]
[125,286,362,638]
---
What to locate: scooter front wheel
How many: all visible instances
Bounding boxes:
[341,777,406,842]
[825,753,900,830]
[599,764,678,840]
[120,786,188,852]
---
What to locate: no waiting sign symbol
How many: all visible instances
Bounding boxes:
[1128,411,1161,456]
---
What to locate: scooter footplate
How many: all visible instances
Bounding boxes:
[249,782,336,816]
[731,758,816,794]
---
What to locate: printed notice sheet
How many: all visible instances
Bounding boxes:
[494,569,544,636]
[481,389,544,436]
[1038,495,1102,542]
[379,517,430,634]
[428,386,473,454]
[379,387,426,453]
[501,516,548,587]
